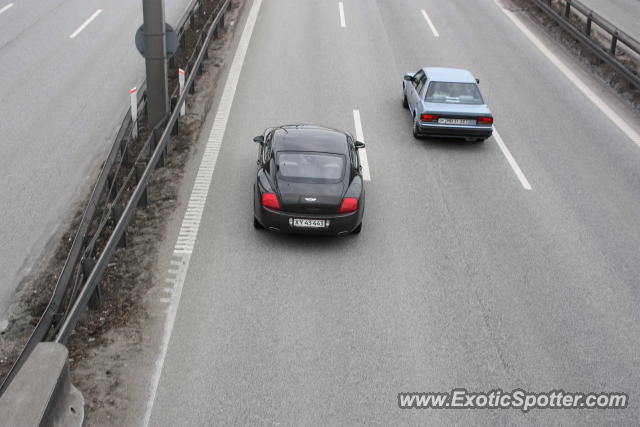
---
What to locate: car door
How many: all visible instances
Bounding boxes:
[407,70,426,115]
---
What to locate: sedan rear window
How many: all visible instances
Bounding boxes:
[425,82,484,105]
[277,152,344,182]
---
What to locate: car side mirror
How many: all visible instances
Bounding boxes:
[253,135,264,144]
[354,140,365,149]
[403,73,415,81]
[475,78,480,84]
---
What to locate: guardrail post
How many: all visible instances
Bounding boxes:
[120,139,130,167]
[585,13,592,37]
[106,172,115,201]
[112,205,127,248]
[154,128,165,168]
[82,258,100,310]
[189,77,196,94]
[135,162,148,207]
[171,97,179,135]
[564,1,571,18]
[610,32,618,54]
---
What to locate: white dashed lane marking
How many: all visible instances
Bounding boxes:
[70,9,102,39]
[421,9,440,37]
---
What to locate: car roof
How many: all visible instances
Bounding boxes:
[423,67,476,83]
[271,125,350,155]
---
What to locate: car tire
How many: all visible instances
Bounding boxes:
[351,223,362,234]
[253,217,264,229]
[412,119,421,139]
[402,94,408,109]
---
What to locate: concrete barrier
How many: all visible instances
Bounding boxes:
[0,342,84,427]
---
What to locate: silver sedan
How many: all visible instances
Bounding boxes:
[403,67,494,141]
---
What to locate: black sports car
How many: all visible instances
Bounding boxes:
[253,124,365,235]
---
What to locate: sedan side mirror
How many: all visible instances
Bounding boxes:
[354,140,365,149]
[253,135,264,144]
[475,78,480,84]
[403,73,415,81]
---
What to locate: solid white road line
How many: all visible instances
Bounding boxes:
[142,0,264,425]
[421,9,440,38]
[352,109,371,181]
[496,1,640,147]
[0,3,14,15]
[69,9,102,39]
[493,128,532,190]
[339,2,346,28]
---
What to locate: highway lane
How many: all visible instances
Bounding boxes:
[149,0,640,425]
[0,0,194,318]
[579,0,640,40]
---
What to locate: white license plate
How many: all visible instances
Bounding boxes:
[438,118,476,125]
[292,218,326,228]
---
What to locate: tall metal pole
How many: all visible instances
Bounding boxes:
[142,0,169,130]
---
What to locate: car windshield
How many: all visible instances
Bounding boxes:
[425,82,484,105]
[277,152,344,182]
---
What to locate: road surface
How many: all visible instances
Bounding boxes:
[140,0,640,424]
[0,0,193,318]
[579,0,640,40]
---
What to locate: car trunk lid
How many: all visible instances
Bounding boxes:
[277,181,345,214]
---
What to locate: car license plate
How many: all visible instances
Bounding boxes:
[292,218,325,228]
[438,118,476,125]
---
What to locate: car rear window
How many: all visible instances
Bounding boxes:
[277,152,345,182]
[425,82,484,105]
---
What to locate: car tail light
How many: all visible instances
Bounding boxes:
[262,193,281,210]
[477,116,493,125]
[420,114,439,122]
[339,197,358,213]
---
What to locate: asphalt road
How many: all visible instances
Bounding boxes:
[148,0,640,425]
[579,0,640,40]
[0,0,193,318]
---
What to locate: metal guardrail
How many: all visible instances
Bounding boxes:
[0,0,231,395]
[531,0,640,89]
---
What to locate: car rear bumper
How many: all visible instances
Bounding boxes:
[256,205,363,235]
[417,123,493,139]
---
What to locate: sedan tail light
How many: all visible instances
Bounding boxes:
[339,197,358,213]
[420,114,439,122]
[477,116,493,125]
[262,193,281,210]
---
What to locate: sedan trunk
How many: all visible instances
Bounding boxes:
[277,181,346,214]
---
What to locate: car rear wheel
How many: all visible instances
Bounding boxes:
[253,217,264,229]
[402,94,408,109]
[351,223,362,234]
[412,119,421,139]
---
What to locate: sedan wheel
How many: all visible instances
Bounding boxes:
[402,94,408,109]
[351,223,362,234]
[253,217,264,229]
[412,119,421,139]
